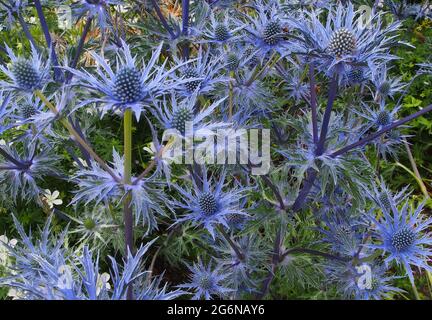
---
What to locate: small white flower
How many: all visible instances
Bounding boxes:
[42,189,63,209]
[0,139,6,146]
[0,235,18,266]
[72,157,89,168]
[96,272,111,296]
[7,288,25,300]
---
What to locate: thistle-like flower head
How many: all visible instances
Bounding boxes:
[0,45,50,93]
[153,93,227,137]
[172,167,248,238]
[67,41,180,120]
[198,10,244,44]
[178,260,232,300]
[243,0,293,57]
[368,199,432,284]
[172,47,229,97]
[0,140,59,201]
[287,3,402,77]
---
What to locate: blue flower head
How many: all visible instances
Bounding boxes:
[72,0,121,29]
[178,259,232,300]
[0,44,50,93]
[243,0,293,58]
[325,259,403,300]
[369,199,432,284]
[371,65,406,101]
[172,46,229,97]
[172,167,248,238]
[153,93,227,136]
[288,3,402,78]
[0,140,59,202]
[198,10,245,45]
[67,41,180,120]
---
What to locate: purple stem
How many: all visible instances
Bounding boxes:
[309,63,318,145]
[33,0,64,82]
[331,103,432,158]
[66,16,93,82]
[315,75,338,156]
[181,0,190,59]
[150,0,176,39]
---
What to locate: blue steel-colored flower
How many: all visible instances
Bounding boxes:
[0,140,59,201]
[371,65,406,101]
[198,10,245,45]
[287,3,402,77]
[1,217,183,300]
[0,0,28,28]
[325,259,403,300]
[354,101,408,159]
[0,44,50,93]
[343,64,371,87]
[207,0,240,8]
[368,200,432,284]
[172,46,229,97]
[72,0,121,29]
[214,235,261,294]
[354,265,404,300]
[318,213,363,257]
[66,41,183,120]
[172,167,248,238]
[178,259,232,300]
[366,181,409,214]
[276,62,309,102]
[152,93,227,136]
[354,101,401,132]
[71,149,167,231]
[243,0,293,58]
[7,96,44,129]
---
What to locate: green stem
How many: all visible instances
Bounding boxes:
[123,108,134,300]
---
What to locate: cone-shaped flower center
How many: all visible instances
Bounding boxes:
[328,28,356,57]
[113,67,144,104]
[183,67,202,93]
[391,227,416,251]
[198,274,215,290]
[263,20,282,46]
[20,104,37,119]
[378,192,391,211]
[11,59,41,91]
[214,24,231,42]
[379,81,391,96]
[226,54,239,71]
[377,110,391,126]
[171,107,194,134]
[199,192,218,216]
[84,218,96,230]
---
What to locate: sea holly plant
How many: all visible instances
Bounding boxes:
[0,0,432,301]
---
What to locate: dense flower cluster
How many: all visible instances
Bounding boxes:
[0,0,431,301]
